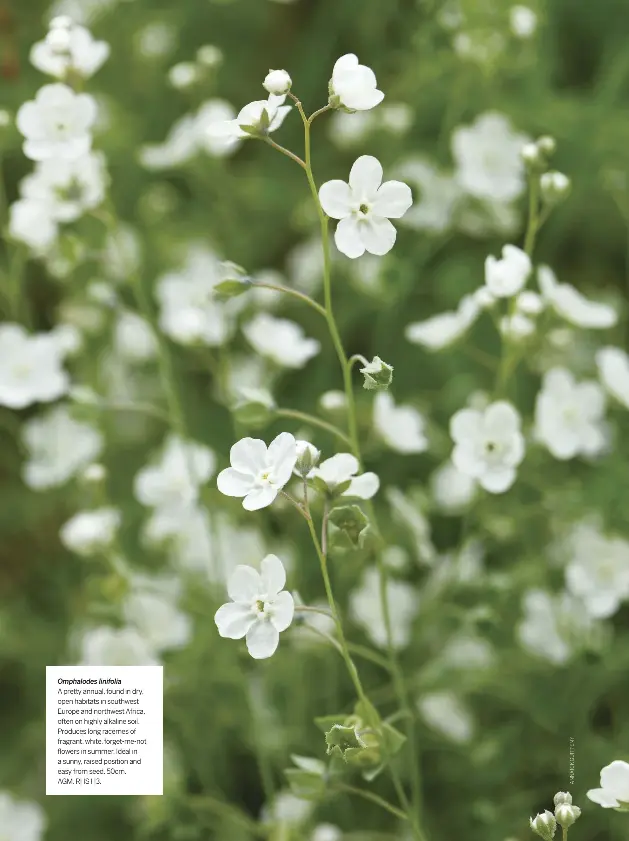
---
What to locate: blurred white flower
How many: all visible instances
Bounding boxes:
[587,760,629,808]
[396,157,462,233]
[311,452,379,499]
[79,626,159,666]
[452,112,529,202]
[535,368,607,460]
[8,200,58,252]
[406,294,480,351]
[215,554,294,659]
[168,62,199,89]
[319,390,347,412]
[102,223,142,282]
[418,691,474,743]
[60,507,121,556]
[485,245,531,298]
[261,790,312,826]
[123,582,192,653]
[441,633,494,671]
[243,313,320,368]
[17,83,97,161]
[0,792,45,841]
[430,459,477,513]
[134,434,215,511]
[500,311,535,340]
[20,151,107,222]
[563,523,629,619]
[373,392,428,454]
[207,93,290,140]
[510,5,538,38]
[311,824,343,841]
[450,401,525,493]
[349,567,418,649]
[113,311,158,362]
[0,324,69,408]
[217,432,297,511]
[328,110,374,147]
[517,589,595,665]
[596,346,629,409]
[263,68,292,95]
[286,237,325,294]
[386,486,436,565]
[134,20,175,59]
[453,31,505,66]
[30,20,109,79]
[330,53,384,111]
[537,266,617,329]
[319,155,412,258]
[380,102,413,134]
[22,405,103,489]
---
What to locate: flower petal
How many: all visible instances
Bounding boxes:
[270,590,294,631]
[373,180,413,218]
[228,564,262,601]
[334,217,365,259]
[268,431,297,487]
[230,437,267,474]
[243,485,278,511]
[349,155,383,199]
[601,761,629,801]
[480,467,516,494]
[319,180,354,219]
[363,216,397,256]
[484,401,521,436]
[587,788,620,808]
[217,467,253,498]
[450,409,482,443]
[215,602,256,639]
[344,471,380,499]
[317,452,359,485]
[260,553,286,596]
[246,620,280,659]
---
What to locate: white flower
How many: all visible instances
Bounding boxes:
[20,151,107,222]
[319,155,412,258]
[207,93,291,140]
[22,405,103,489]
[311,452,379,499]
[113,311,157,362]
[485,245,531,298]
[510,5,537,38]
[596,346,629,409]
[30,22,109,79]
[329,53,384,111]
[263,68,292,95]
[417,691,474,743]
[319,390,346,412]
[564,523,629,619]
[311,824,342,841]
[0,792,45,841]
[395,157,462,233]
[349,567,418,649]
[328,110,374,147]
[168,62,198,89]
[517,589,595,665]
[386,486,436,566]
[217,432,297,511]
[78,626,159,666]
[0,324,69,408]
[8,200,58,252]
[373,392,428,454]
[243,313,320,368]
[60,507,121,556]
[156,246,239,347]
[380,102,413,134]
[500,312,535,339]
[405,294,480,350]
[16,83,97,161]
[123,586,191,653]
[535,368,607,460]
[134,434,215,510]
[452,111,529,202]
[588,760,629,809]
[538,265,617,329]
[430,460,477,513]
[450,400,525,493]
[214,554,294,659]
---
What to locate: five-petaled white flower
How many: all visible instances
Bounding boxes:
[329,54,384,111]
[319,155,412,258]
[60,507,121,556]
[535,367,607,460]
[564,522,629,619]
[0,324,70,409]
[373,392,428,454]
[538,266,617,329]
[311,452,379,499]
[484,245,531,298]
[450,400,525,493]
[588,760,629,809]
[242,313,320,368]
[134,434,216,511]
[596,346,629,410]
[20,151,108,222]
[206,93,291,140]
[405,294,480,351]
[16,83,97,161]
[214,554,294,659]
[217,432,297,510]
[30,21,110,79]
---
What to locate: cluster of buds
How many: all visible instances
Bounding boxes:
[530,792,581,841]
[520,135,571,205]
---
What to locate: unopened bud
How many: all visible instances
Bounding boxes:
[521,142,541,166]
[529,811,556,841]
[263,68,292,95]
[555,803,581,829]
[537,135,556,156]
[196,44,223,69]
[553,792,572,807]
[359,355,393,391]
[81,463,107,483]
[294,440,320,477]
[540,171,571,204]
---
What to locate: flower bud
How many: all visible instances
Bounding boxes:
[537,135,556,156]
[196,44,223,69]
[359,356,394,391]
[46,25,73,52]
[521,142,541,166]
[540,171,571,204]
[263,69,292,95]
[555,804,581,829]
[529,811,556,841]
[168,62,199,89]
[553,792,572,807]
[81,463,107,484]
[294,440,320,477]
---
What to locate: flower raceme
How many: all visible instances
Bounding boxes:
[329,54,384,111]
[319,156,413,258]
[217,432,298,510]
[214,554,294,659]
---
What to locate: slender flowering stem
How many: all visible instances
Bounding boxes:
[262,136,306,169]
[332,783,409,821]
[250,280,327,317]
[275,407,353,448]
[308,104,333,124]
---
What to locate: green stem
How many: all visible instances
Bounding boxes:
[333,783,408,822]
[263,136,306,169]
[275,407,353,448]
[251,281,326,317]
